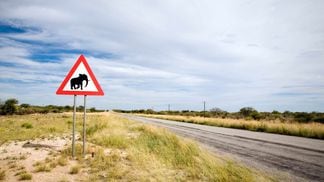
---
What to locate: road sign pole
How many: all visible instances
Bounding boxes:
[83,95,87,157]
[56,55,104,158]
[72,95,77,158]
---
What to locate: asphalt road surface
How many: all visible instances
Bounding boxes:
[121,114,324,181]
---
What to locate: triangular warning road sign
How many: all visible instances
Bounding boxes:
[56,55,104,96]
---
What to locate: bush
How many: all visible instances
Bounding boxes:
[69,165,80,174]
[90,107,96,112]
[1,98,18,115]
[20,104,30,108]
[294,112,313,123]
[313,117,324,124]
[240,107,257,117]
[19,172,32,180]
[21,123,33,129]
[250,111,262,120]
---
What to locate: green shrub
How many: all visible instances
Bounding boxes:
[1,98,18,115]
[21,123,33,129]
[313,117,324,124]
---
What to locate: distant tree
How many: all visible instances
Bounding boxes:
[90,107,96,112]
[20,103,30,108]
[272,110,280,114]
[240,107,257,117]
[77,105,84,112]
[46,105,55,109]
[313,117,324,124]
[64,105,72,111]
[2,98,18,115]
[146,109,154,114]
[250,111,262,120]
[0,99,3,114]
[294,112,312,123]
[210,107,224,114]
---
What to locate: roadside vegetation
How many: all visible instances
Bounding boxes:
[0,112,276,181]
[115,107,324,124]
[136,114,324,139]
[0,113,71,145]
[0,98,103,115]
[114,108,324,139]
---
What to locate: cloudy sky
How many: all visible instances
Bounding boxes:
[0,0,323,112]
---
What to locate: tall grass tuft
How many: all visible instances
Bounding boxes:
[0,170,5,180]
[19,172,32,180]
[135,126,199,167]
[92,135,129,149]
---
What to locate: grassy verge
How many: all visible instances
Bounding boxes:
[0,113,70,144]
[137,114,324,139]
[85,113,275,181]
[0,113,276,181]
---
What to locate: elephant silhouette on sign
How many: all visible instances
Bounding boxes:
[70,74,89,90]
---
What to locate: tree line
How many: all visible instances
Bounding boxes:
[114,107,324,124]
[2,98,323,124]
[0,98,103,115]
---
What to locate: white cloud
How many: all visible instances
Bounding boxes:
[0,0,324,111]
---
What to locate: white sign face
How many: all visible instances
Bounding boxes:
[56,55,104,96]
[62,62,98,92]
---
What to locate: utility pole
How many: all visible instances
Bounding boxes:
[203,101,206,118]
[168,104,170,112]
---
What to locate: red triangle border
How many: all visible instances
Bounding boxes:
[56,55,104,96]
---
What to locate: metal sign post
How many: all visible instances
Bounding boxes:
[72,95,77,158]
[82,95,87,156]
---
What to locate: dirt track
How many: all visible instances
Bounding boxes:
[122,114,324,181]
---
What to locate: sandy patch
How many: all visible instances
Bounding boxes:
[0,135,87,182]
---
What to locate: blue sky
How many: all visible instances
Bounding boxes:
[0,0,323,112]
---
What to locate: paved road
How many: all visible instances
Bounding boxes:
[122,114,324,181]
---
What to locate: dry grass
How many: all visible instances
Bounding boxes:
[57,156,68,166]
[0,113,71,145]
[19,172,32,180]
[34,164,52,172]
[33,156,60,173]
[0,169,5,180]
[69,165,80,174]
[139,114,324,139]
[0,113,277,181]
[84,113,275,181]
